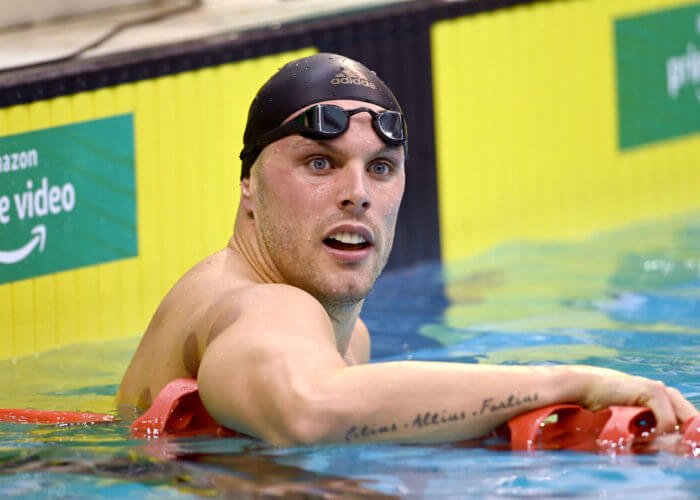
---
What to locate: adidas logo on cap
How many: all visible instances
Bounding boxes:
[330,69,377,89]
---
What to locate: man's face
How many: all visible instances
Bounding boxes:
[244,99,406,307]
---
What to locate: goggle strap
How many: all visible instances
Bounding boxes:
[254,119,310,149]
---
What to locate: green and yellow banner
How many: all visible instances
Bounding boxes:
[0,115,137,285]
[432,0,700,263]
[616,3,700,149]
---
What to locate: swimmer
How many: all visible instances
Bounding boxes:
[117,53,698,445]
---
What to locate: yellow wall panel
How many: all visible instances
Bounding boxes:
[113,84,140,339]
[0,48,315,359]
[0,108,10,357]
[26,100,56,352]
[47,96,80,350]
[432,0,700,262]
[6,105,35,355]
[0,284,11,356]
[72,93,100,343]
[155,75,180,295]
[93,88,121,341]
[198,67,221,255]
[134,78,161,327]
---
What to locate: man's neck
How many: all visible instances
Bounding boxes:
[319,299,363,357]
[229,209,362,356]
[229,211,285,285]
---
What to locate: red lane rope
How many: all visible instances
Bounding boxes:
[0,408,114,425]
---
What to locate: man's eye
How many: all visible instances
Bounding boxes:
[309,158,331,171]
[369,161,392,176]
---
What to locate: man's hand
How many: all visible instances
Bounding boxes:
[572,366,699,433]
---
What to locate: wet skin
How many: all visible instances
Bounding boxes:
[118,100,698,446]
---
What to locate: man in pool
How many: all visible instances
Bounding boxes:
[117,53,698,445]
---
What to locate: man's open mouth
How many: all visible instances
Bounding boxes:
[323,232,370,251]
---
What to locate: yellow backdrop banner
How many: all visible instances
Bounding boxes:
[432,0,700,262]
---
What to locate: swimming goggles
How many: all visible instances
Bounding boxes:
[250,104,407,155]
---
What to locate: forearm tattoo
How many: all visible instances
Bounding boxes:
[344,392,538,443]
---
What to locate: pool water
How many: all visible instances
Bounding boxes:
[0,213,698,498]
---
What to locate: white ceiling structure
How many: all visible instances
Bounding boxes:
[0,0,412,72]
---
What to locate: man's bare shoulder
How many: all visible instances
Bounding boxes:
[118,248,254,407]
[137,249,334,353]
[118,248,340,407]
[206,282,336,349]
[145,251,243,332]
[173,251,328,317]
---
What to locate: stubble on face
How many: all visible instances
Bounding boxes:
[252,155,398,309]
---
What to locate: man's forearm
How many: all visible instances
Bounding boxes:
[302,362,587,445]
[199,312,696,447]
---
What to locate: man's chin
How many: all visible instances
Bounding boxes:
[294,252,387,306]
[308,279,374,308]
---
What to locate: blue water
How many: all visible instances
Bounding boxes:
[0,214,698,498]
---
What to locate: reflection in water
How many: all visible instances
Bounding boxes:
[1,445,397,498]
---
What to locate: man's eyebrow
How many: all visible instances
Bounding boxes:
[291,137,327,150]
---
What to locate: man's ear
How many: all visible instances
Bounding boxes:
[240,175,254,214]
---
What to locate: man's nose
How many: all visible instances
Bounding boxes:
[337,164,371,215]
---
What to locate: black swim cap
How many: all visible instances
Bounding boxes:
[239,53,403,178]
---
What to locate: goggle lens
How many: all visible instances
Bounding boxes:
[311,105,347,134]
[376,111,404,142]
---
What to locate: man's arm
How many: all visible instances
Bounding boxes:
[197,285,698,446]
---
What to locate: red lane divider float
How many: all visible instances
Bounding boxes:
[507,404,657,452]
[681,415,700,454]
[130,378,240,439]
[1,378,698,457]
[508,404,699,455]
[0,408,114,425]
